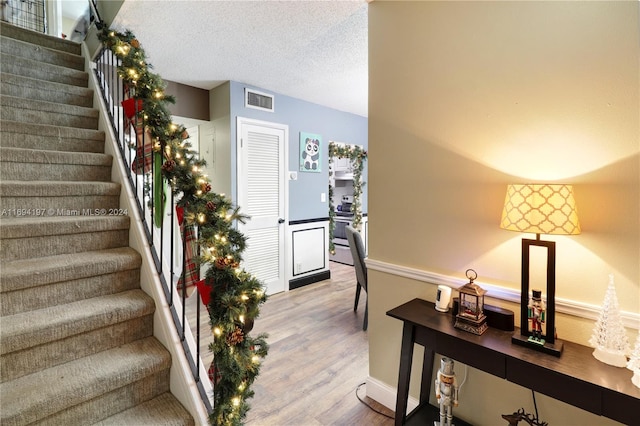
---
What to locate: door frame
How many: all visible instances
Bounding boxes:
[236,116,290,293]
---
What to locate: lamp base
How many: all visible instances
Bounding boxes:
[512,333,564,357]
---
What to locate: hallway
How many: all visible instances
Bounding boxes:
[187,262,394,425]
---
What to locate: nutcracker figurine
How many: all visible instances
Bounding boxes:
[528,289,546,344]
[434,357,459,426]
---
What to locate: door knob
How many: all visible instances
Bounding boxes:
[278,218,285,224]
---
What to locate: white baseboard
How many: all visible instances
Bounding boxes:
[366,376,419,417]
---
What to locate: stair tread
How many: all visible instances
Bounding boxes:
[1,94,99,118]
[1,289,155,354]
[0,147,112,166]
[0,215,129,238]
[0,52,88,86]
[1,72,92,96]
[0,337,170,424]
[0,180,120,196]
[95,392,194,426]
[0,21,82,55]
[0,32,84,70]
[0,119,105,141]
[1,72,93,107]
[0,119,105,154]
[0,247,141,292]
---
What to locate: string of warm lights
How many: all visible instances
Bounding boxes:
[328,142,368,254]
[98,28,268,426]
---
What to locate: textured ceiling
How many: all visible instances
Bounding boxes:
[112,0,368,117]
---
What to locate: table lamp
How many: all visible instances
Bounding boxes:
[500,184,581,356]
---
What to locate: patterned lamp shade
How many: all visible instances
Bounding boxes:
[500,184,581,235]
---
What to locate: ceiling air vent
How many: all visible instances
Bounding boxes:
[245,88,274,112]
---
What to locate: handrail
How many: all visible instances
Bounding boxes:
[92,42,213,415]
[88,0,101,26]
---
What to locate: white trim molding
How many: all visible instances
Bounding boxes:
[366,376,418,415]
[366,258,640,330]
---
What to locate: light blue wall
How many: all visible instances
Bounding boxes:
[229,81,368,222]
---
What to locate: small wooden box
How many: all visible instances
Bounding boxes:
[484,304,515,331]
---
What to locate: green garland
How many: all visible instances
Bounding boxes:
[98,28,268,425]
[328,142,368,254]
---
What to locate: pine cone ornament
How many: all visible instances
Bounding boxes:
[130,38,140,48]
[215,257,227,269]
[201,182,212,194]
[206,201,216,211]
[162,159,176,172]
[226,327,244,346]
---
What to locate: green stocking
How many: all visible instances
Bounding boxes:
[153,152,165,228]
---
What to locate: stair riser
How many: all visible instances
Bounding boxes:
[0,162,112,182]
[1,54,88,87]
[0,36,84,71]
[35,372,171,426]
[1,80,93,108]
[1,229,129,261]
[0,195,120,215]
[1,314,152,383]
[1,105,98,129]
[1,269,140,316]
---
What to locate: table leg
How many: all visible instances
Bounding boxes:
[395,322,416,426]
[420,346,435,404]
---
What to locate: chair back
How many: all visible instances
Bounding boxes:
[346,225,367,290]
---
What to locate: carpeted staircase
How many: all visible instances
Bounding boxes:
[0,22,195,425]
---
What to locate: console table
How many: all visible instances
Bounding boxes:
[387,298,640,426]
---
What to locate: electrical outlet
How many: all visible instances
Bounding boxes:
[321,193,326,202]
[295,263,303,274]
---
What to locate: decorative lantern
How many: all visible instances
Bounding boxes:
[454,269,488,335]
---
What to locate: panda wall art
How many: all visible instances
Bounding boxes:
[300,132,322,173]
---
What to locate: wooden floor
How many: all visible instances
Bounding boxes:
[186,262,395,425]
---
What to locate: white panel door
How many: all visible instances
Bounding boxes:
[237,117,287,295]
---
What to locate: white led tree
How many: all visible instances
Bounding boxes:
[628,333,640,388]
[588,274,630,367]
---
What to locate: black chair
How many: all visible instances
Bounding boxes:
[346,225,367,331]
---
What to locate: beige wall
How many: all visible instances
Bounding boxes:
[166,81,210,121]
[368,1,639,425]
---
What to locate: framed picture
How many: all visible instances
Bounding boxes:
[299,132,321,172]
